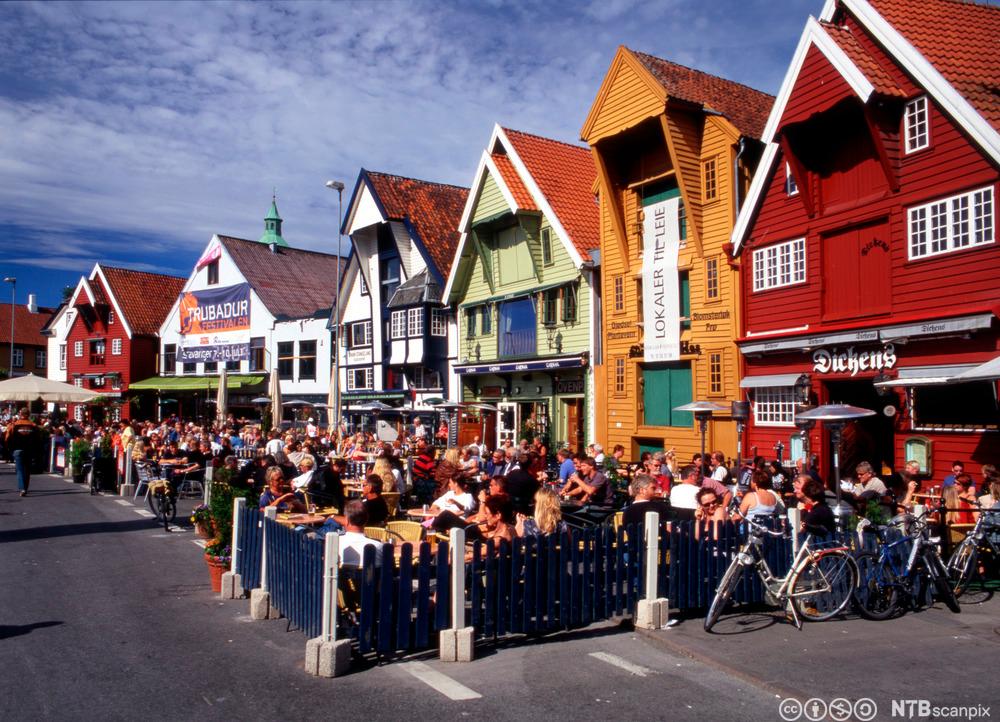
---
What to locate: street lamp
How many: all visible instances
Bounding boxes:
[325,179,345,442]
[674,400,729,475]
[3,277,15,378]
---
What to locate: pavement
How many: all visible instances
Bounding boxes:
[2,466,999,722]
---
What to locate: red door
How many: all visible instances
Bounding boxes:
[822,219,891,321]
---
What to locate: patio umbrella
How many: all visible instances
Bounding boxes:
[0,373,100,403]
[268,367,282,432]
[281,399,314,407]
[216,368,228,427]
[250,397,271,405]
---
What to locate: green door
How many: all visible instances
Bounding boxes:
[643,363,693,427]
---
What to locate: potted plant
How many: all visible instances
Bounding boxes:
[69,439,90,483]
[200,468,253,591]
[203,541,231,593]
[190,504,214,539]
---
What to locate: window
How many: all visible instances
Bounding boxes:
[35,349,46,369]
[908,186,993,260]
[12,347,23,368]
[466,308,476,337]
[277,341,294,379]
[407,308,424,337]
[562,284,577,323]
[380,256,401,303]
[702,157,718,202]
[74,341,83,357]
[390,311,406,340]
[904,96,929,153]
[409,366,440,389]
[298,340,316,381]
[708,352,723,395]
[913,381,999,431]
[678,198,687,240]
[74,404,83,421]
[349,321,372,348]
[431,309,447,337]
[613,275,624,313]
[499,299,536,358]
[59,344,66,370]
[642,363,693,427]
[89,339,106,366]
[108,311,115,325]
[91,375,105,389]
[249,337,265,371]
[542,289,558,326]
[347,367,373,391]
[182,361,196,374]
[541,228,553,266]
[753,387,797,426]
[360,274,368,295]
[705,258,719,300]
[111,338,122,356]
[752,238,806,291]
[226,360,240,371]
[635,278,643,316]
[497,225,533,284]
[679,272,691,329]
[163,344,176,374]
[785,162,798,196]
[111,376,121,390]
[207,259,220,285]
[74,378,83,388]
[204,361,218,373]
[614,358,626,396]
[480,305,492,335]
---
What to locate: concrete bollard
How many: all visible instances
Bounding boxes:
[250,507,279,620]
[440,526,474,661]
[305,532,351,677]
[221,497,246,599]
[635,511,670,629]
[788,507,801,554]
[119,444,135,498]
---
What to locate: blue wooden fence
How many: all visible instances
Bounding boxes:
[265,519,326,639]
[235,506,263,591]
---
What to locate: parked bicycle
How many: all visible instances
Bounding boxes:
[854,509,960,620]
[704,516,859,632]
[147,478,177,531]
[947,501,1000,597]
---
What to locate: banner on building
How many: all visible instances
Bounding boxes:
[178,282,251,363]
[642,196,682,363]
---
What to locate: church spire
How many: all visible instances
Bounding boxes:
[258,192,289,247]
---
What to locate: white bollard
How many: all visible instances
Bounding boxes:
[221,497,246,599]
[636,511,669,629]
[119,443,135,497]
[305,531,350,677]
[250,507,278,619]
[440,526,474,661]
[787,507,801,554]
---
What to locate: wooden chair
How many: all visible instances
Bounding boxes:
[612,511,624,534]
[381,492,401,519]
[386,520,424,543]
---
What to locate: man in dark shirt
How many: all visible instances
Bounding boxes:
[562,457,611,506]
[504,452,541,515]
[361,474,389,527]
[6,408,40,496]
[622,473,672,528]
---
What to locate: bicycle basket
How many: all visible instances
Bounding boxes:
[148,480,171,494]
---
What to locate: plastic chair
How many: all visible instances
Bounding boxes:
[133,462,162,502]
[386,520,424,543]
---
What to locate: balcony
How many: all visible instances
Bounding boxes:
[500,329,536,359]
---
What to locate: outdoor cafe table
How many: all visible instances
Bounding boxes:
[405,508,436,521]
[275,509,338,529]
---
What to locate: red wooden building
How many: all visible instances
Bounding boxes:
[731,0,1000,482]
[65,265,185,422]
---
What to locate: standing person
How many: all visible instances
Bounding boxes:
[6,408,40,497]
[412,416,427,441]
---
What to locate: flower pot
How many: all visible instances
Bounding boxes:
[204,553,229,593]
[194,521,214,540]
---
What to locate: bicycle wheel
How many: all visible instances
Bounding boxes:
[147,490,160,516]
[853,552,899,620]
[704,558,743,632]
[791,550,858,622]
[947,540,978,598]
[924,550,961,613]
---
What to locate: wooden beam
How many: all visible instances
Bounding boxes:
[863,104,900,192]
[592,148,631,275]
[660,111,703,257]
[469,229,495,294]
[779,135,815,217]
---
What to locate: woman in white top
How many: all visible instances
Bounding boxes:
[737,470,780,521]
[431,477,476,515]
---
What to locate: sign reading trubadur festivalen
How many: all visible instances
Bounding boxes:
[178,282,252,363]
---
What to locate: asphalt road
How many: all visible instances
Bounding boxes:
[2,466,998,722]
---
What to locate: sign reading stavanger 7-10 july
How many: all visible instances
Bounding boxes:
[178,283,251,363]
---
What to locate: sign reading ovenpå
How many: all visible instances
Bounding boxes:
[642,197,682,362]
[178,282,252,363]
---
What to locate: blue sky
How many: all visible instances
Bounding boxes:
[0,0,818,307]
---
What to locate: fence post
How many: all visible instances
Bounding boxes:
[787,507,801,555]
[305,532,351,677]
[250,506,278,619]
[636,511,669,629]
[440,526,473,661]
[119,443,135,497]
[204,466,214,506]
[221,497,246,599]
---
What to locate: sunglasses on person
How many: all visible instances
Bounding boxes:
[701,499,720,509]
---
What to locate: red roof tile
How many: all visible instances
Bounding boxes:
[823,22,905,97]
[99,266,186,336]
[629,49,775,139]
[489,153,536,211]
[0,303,55,347]
[501,128,600,256]
[364,171,469,280]
[866,0,1000,130]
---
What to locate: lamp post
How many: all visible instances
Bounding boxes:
[674,401,729,476]
[3,277,15,378]
[325,180,345,442]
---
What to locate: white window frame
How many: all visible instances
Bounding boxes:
[60,344,66,370]
[908,186,994,260]
[753,386,797,427]
[108,310,115,325]
[390,310,406,340]
[74,378,83,388]
[35,349,46,369]
[350,320,372,348]
[785,162,798,196]
[407,307,423,337]
[904,96,929,153]
[752,238,806,292]
[431,309,447,337]
[346,367,373,391]
[359,274,368,295]
[111,376,121,390]
[74,341,83,357]
[111,338,123,356]
[74,404,84,421]
[12,347,23,368]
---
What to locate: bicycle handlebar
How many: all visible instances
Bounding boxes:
[745,517,788,538]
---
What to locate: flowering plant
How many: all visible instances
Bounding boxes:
[190,504,211,526]
[204,542,231,564]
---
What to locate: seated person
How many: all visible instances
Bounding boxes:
[622,473,672,528]
[338,500,382,568]
[258,466,306,513]
[361,474,389,527]
[735,470,781,522]
[431,477,476,516]
[311,458,346,510]
[669,465,702,520]
[800,478,835,536]
[465,494,514,554]
[290,456,316,492]
[516,488,567,537]
[694,487,728,524]
[561,457,611,506]
[504,452,542,514]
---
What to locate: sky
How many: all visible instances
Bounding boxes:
[0,0,819,308]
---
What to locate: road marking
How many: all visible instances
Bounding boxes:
[114,499,132,506]
[400,661,482,700]
[134,510,156,518]
[192,539,207,549]
[588,652,655,677]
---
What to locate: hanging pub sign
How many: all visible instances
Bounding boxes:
[812,343,897,377]
[178,282,251,363]
[641,196,682,363]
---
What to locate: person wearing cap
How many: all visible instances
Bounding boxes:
[306,417,318,439]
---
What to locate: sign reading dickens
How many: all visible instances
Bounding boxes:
[642,197,681,363]
[178,282,251,363]
[812,343,897,377]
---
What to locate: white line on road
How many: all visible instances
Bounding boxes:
[588,652,655,677]
[133,510,156,518]
[191,539,207,549]
[400,662,482,701]
[114,499,132,506]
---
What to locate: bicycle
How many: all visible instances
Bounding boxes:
[854,509,960,620]
[947,502,1000,597]
[147,479,177,531]
[704,516,859,632]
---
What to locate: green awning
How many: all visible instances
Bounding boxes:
[128,374,266,391]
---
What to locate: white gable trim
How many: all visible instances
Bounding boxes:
[446,151,496,302]
[483,154,523,217]
[730,142,780,256]
[346,181,387,236]
[69,274,95,308]
[92,265,135,339]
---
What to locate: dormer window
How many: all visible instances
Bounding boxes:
[785,162,798,196]
[904,96,929,153]
[108,311,115,325]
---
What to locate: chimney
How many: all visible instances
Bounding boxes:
[27,293,37,313]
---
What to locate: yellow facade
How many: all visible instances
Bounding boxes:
[582,47,766,464]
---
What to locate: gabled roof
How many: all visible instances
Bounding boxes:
[0,303,56,346]
[217,235,347,319]
[489,153,536,210]
[629,49,775,140]
[98,266,186,336]
[362,171,469,283]
[823,22,903,97]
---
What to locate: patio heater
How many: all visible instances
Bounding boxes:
[731,400,749,466]
[796,403,876,529]
[673,401,728,475]
[794,404,816,466]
